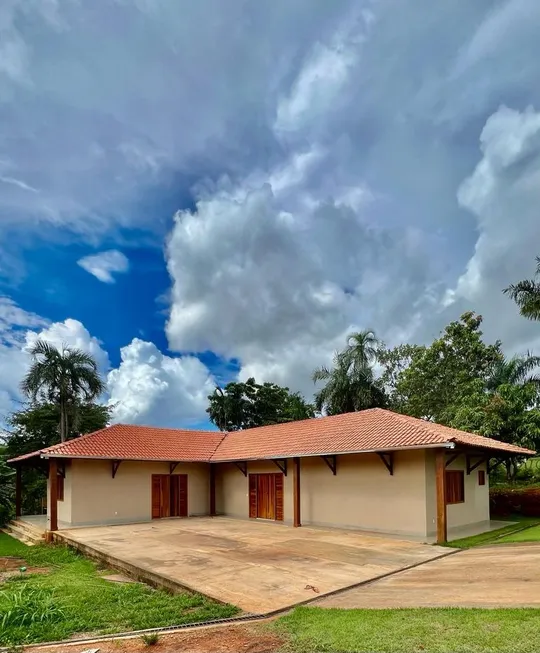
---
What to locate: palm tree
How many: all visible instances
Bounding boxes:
[21,340,105,442]
[504,257,540,321]
[487,353,540,391]
[340,330,379,376]
[313,330,387,415]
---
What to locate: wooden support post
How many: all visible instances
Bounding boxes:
[49,458,58,533]
[435,448,447,544]
[209,464,216,516]
[15,466,22,518]
[293,457,301,527]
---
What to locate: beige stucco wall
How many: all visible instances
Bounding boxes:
[425,450,490,536]
[216,451,430,537]
[57,459,210,528]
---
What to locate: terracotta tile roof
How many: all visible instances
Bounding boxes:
[8,424,225,463]
[210,408,536,461]
[7,409,535,464]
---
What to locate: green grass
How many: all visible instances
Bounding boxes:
[0,533,238,646]
[0,532,28,556]
[444,516,540,549]
[498,524,540,543]
[275,606,540,653]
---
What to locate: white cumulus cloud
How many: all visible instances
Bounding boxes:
[107,339,215,427]
[0,300,214,428]
[77,250,129,284]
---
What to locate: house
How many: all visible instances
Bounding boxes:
[8,408,534,543]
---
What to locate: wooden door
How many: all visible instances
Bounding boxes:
[152,475,162,519]
[170,474,188,517]
[248,473,283,521]
[152,474,187,519]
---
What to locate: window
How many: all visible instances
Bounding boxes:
[478,470,486,486]
[57,474,64,502]
[445,470,464,504]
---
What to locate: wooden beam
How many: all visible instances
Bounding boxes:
[234,461,247,477]
[466,455,488,475]
[49,458,58,532]
[293,457,301,527]
[321,455,337,475]
[377,452,394,475]
[15,466,22,518]
[209,464,216,516]
[170,462,179,475]
[445,452,461,468]
[435,448,447,544]
[488,457,506,474]
[273,459,287,476]
[112,460,122,478]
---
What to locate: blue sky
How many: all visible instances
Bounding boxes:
[1,0,540,428]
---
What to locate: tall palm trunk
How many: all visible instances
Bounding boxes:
[60,399,68,442]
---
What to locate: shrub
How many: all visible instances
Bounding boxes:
[490,487,540,517]
[141,633,160,646]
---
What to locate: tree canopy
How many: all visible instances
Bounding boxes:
[313,329,387,415]
[380,312,503,424]
[207,378,314,431]
[21,340,105,442]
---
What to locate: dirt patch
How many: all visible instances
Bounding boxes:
[25,624,284,653]
[0,556,27,571]
[0,556,50,582]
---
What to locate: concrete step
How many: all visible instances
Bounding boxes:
[2,525,36,546]
[6,520,46,545]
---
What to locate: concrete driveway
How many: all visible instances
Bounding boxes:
[317,542,540,608]
[57,517,448,613]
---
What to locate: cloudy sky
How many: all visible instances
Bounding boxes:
[1,0,540,428]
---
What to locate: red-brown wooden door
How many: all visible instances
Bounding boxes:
[152,474,187,519]
[170,474,188,517]
[248,473,283,521]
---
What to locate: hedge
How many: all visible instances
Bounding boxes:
[490,487,540,517]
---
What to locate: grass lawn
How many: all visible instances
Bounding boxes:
[498,524,540,543]
[0,532,238,646]
[275,606,540,653]
[445,516,540,549]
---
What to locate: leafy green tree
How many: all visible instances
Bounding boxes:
[21,340,105,442]
[313,329,387,415]
[388,312,502,424]
[451,380,540,480]
[504,257,540,321]
[0,455,15,526]
[207,378,314,431]
[377,343,426,411]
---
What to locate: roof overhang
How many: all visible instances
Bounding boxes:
[211,441,456,463]
[39,454,212,463]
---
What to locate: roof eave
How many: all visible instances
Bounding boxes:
[211,441,456,463]
[41,453,213,463]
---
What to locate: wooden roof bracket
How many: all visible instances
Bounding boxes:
[112,460,122,478]
[488,457,507,474]
[273,459,287,476]
[57,460,66,478]
[170,462,179,475]
[466,454,489,475]
[234,461,247,477]
[445,452,461,467]
[377,452,394,475]
[321,455,337,475]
